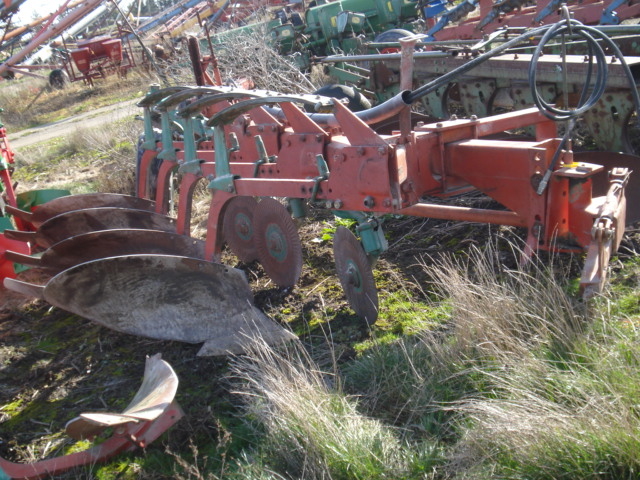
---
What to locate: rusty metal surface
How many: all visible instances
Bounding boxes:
[30,207,177,248]
[8,193,156,229]
[222,196,259,263]
[254,198,303,288]
[394,54,640,90]
[7,229,205,274]
[35,193,155,227]
[38,254,295,356]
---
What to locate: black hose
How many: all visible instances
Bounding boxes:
[406,18,640,124]
[406,23,550,104]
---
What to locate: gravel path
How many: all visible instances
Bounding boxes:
[7,98,140,149]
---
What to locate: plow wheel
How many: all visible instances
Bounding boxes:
[334,226,378,325]
[223,196,259,263]
[254,198,302,288]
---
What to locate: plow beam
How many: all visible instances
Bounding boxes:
[0,354,182,480]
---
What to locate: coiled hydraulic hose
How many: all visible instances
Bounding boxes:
[295,18,640,149]
[404,16,640,194]
[406,18,640,121]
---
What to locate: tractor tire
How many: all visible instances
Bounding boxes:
[49,69,69,89]
[373,28,414,43]
[313,84,372,112]
[373,29,414,54]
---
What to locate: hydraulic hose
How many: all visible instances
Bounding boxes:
[405,18,640,122]
[265,18,640,140]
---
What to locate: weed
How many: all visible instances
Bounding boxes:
[229,338,416,479]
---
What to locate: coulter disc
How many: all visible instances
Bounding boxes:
[222,196,259,262]
[254,198,302,288]
[333,226,379,325]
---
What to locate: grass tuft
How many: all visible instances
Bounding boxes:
[229,338,428,479]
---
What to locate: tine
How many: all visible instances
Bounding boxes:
[3,230,36,243]
[28,193,156,228]
[4,205,33,223]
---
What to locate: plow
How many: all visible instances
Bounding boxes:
[0,354,183,480]
[2,16,639,341]
[1,10,640,476]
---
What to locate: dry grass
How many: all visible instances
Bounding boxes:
[0,70,154,131]
[422,245,583,360]
[229,337,417,479]
[12,118,140,195]
[202,25,318,93]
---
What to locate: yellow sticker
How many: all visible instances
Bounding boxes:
[331,16,337,27]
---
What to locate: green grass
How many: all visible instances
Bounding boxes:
[201,244,640,480]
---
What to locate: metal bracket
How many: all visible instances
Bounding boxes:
[253,135,277,177]
[334,210,388,258]
[310,154,330,203]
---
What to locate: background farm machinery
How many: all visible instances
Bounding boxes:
[1,17,638,357]
[192,0,640,155]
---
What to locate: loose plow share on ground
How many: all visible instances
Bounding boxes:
[0,354,183,480]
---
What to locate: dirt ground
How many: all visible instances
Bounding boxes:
[7,98,139,150]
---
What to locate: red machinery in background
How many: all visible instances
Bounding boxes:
[64,33,136,85]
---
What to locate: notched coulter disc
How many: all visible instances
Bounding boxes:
[334,226,379,325]
[254,198,303,288]
[222,196,259,262]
